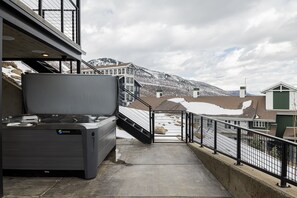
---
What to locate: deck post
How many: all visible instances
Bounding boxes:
[0,16,4,197]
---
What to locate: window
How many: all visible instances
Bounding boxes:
[114,69,117,75]
[130,77,133,84]
[110,69,113,75]
[233,121,240,129]
[234,121,240,125]
[118,69,121,74]
[207,119,213,127]
[122,68,125,74]
[104,70,108,75]
[253,121,266,128]
[225,120,231,129]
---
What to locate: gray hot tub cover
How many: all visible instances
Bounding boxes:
[22,73,118,116]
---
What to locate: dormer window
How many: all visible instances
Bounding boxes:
[262,82,297,111]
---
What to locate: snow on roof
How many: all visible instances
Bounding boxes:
[168,98,252,115]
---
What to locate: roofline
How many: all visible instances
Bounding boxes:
[261,81,297,93]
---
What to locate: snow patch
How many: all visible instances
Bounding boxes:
[169,98,252,115]
[168,98,186,103]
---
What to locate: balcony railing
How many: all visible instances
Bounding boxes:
[187,113,297,187]
[20,0,80,44]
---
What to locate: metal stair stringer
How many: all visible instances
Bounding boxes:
[117,113,151,144]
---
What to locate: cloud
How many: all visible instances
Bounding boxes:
[81,0,297,94]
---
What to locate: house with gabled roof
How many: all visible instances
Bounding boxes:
[129,82,297,140]
[261,82,297,140]
[261,81,297,111]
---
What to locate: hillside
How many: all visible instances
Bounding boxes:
[88,58,232,97]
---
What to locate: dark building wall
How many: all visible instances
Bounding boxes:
[2,79,23,117]
[275,115,293,137]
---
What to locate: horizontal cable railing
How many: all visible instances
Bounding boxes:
[19,0,79,43]
[152,110,185,143]
[187,113,297,187]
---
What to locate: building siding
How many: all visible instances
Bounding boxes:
[290,92,297,110]
[266,91,273,110]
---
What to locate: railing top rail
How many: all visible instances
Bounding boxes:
[153,110,186,113]
[189,112,297,146]
[81,60,102,74]
[121,87,151,108]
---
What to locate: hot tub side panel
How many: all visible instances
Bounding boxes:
[2,128,84,170]
[83,117,116,179]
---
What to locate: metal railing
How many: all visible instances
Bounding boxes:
[119,87,153,138]
[152,110,185,143]
[19,0,80,43]
[187,113,297,187]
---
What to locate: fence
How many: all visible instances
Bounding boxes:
[19,0,80,43]
[152,110,185,143]
[187,113,297,187]
[119,87,153,137]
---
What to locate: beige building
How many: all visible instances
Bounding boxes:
[81,63,141,106]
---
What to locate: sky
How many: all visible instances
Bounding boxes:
[81,0,297,94]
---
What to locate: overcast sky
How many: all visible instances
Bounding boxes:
[81,0,297,94]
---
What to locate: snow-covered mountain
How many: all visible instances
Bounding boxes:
[88,58,123,66]
[88,58,233,97]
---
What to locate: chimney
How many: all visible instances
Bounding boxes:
[193,88,200,98]
[240,86,246,98]
[156,89,163,98]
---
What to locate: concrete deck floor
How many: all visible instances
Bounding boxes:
[3,139,231,197]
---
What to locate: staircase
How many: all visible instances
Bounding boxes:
[23,60,59,73]
[117,88,152,144]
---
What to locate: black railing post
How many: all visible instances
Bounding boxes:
[70,61,73,73]
[72,10,75,41]
[213,121,217,154]
[181,111,184,141]
[76,0,81,45]
[149,106,152,139]
[188,113,191,142]
[0,16,4,198]
[185,113,188,143]
[61,0,64,33]
[152,111,155,143]
[200,116,203,147]
[38,0,43,16]
[280,142,288,187]
[191,114,194,142]
[59,61,62,73]
[77,60,81,74]
[236,128,241,165]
